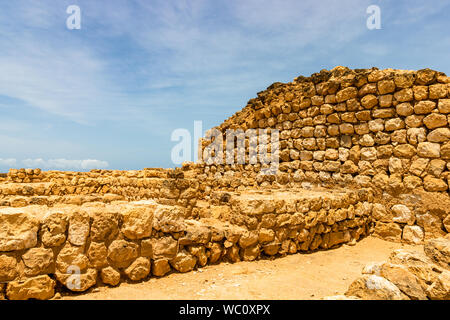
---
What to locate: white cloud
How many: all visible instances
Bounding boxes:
[0,0,374,126]
[0,158,17,167]
[22,158,109,170]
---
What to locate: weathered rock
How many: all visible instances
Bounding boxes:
[101,266,121,286]
[373,222,402,242]
[323,295,361,300]
[328,231,350,247]
[378,80,395,95]
[208,242,223,264]
[0,254,18,282]
[444,215,450,233]
[124,257,151,281]
[226,245,241,262]
[179,222,211,245]
[391,204,415,225]
[423,176,448,192]
[87,242,109,269]
[429,84,448,99]
[152,205,185,233]
[40,212,68,247]
[402,226,424,244]
[152,259,171,277]
[417,213,446,239]
[6,275,55,300]
[238,231,259,249]
[242,245,260,261]
[90,210,119,242]
[394,89,413,102]
[345,275,409,300]
[121,205,155,239]
[394,73,415,88]
[258,228,275,243]
[372,203,392,222]
[423,113,448,129]
[426,270,450,300]
[396,102,414,116]
[389,249,441,285]
[263,242,280,256]
[362,262,383,275]
[56,245,89,273]
[336,87,358,103]
[438,99,450,113]
[0,283,5,300]
[55,268,97,292]
[417,142,440,158]
[414,101,435,114]
[68,211,90,246]
[141,236,178,259]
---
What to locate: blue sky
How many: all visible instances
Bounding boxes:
[0,0,449,171]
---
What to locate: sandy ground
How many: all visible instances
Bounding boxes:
[63,236,421,300]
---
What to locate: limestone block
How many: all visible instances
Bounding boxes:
[6,275,55,300]
[0,209,39,251]
[345,275,409,300]
[22,247,54,276]
[101,266,121,286]
[121,205,155,240]
[124,257,151,281]
[402,226,424,244]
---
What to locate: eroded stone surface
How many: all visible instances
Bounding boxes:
[6,275,55,300]
[342,236,450,300]
[121,205,155,240]
[345,275,409,300]
[1,66,450,300]
[0,209,39,251]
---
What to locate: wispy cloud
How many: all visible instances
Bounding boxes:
[0,159,17,167]
[22,158,109,170]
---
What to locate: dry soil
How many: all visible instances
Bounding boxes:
[62,236,421,300]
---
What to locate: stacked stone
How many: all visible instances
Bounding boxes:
[340,236,450,300]
[202,67,450,191]
[195,188,374,256]
[0,168,203,218]
[7,168,43,183]
[0,184,375,300]
[199,66,450,243]
[0,66,449,300]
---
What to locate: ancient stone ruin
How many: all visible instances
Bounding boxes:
[0,66,449,300]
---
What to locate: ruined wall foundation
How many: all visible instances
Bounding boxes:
[1,66,449,300]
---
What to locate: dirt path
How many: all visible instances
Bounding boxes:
[63,237,420,300]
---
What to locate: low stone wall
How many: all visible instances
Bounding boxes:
[0,187,373,300]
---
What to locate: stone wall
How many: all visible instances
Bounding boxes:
[0,186,373,300]
[199,66,450,243]
[1,66,449,300]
